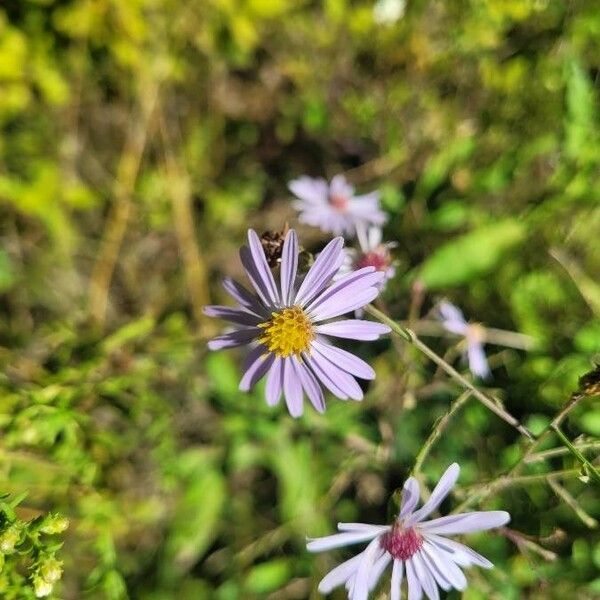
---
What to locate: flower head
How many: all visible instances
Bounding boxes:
[307,463,509,600]
[204,229,390,417]
[288,175,387,236]
[342,225,397,291]
[437,301,490,380]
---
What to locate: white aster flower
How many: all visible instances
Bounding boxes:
[307,463,509,600]
[288,174,387,237]
[437,301,490,380]
[340,224,397,290]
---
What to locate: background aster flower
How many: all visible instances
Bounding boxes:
[204,229,390,417]
[307,463,509,600]
[437,301,491,380]
[341,225,397,290]
[288,175,387,236]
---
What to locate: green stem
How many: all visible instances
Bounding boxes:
[366,305,534,440]
[551,425,600,486]
[453,468,581,512]
[412,391,472,476]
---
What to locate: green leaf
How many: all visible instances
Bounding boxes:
[416,219,525,289]
[162,453,226,579]
[245,559,292,594]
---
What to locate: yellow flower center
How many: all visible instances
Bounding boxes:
[258,306,314,357]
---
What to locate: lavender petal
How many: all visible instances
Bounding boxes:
[207,328,260,350]
[405,463,460,526]
[399,476,421,519]
[314,319,391,341]
[420,511,510,535]
[390,559,404,600]
[306,530,383,553]
[222,277,267,316]
[239,348,274,391]
[405,558,423,600]
[247,229,280,305]
[312,339,375,380]
[283,357,303,417]
[308,268,385,321]
[203,305,262,327]
[306,349,364,401]
[265,356,284,406]
[318,553,363,594]
[292,356,325,413]
[467,340,491,379]
[295,237,345,306]
[280,229,299,306]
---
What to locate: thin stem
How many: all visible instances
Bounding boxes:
[547,477,598,528]
[453,468,581,512]
[551,425,600,485]
[412,391,472,476]
[524,441,600,464]
[366,305,534,440]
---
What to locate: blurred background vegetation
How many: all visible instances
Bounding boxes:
[0,0,599,598]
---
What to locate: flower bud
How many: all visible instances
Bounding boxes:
[0,526,20,554]
[40,556,63,584]
[39,514,69,535]
[33,575,53,598]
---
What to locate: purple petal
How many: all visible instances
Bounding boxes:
[467,340,491,379]
[318,554,363,593]
[280,229,299,306]
[411,552,439,600]
[425,534,493,569]
[288,176,328,205]
[405,558,423,600]
[307,268,385,321]
[438,301,468,335]
[338,523,390,534]
[292,356,325,413]
[315,319,391,341]
[420,511,510,535]
[390,559,404,600]
[265,357,284,406]
[239,348,274,391]
[203,305,262,327]
[330,174,354,198]
[405,464,460,526]
[306,350,364,401]
[222,277,267,316]
[295,237,345,306]
[369,552,392,591]
[352,537,382,600]
[247,229,280,305]
[303,352,349,400]
[240,247,273,307]
[421,542,466,591]
[419,547,452,591]
[399,477,421,519]
[306,530,383,553]
[283,357,303,417]
[207,328,260,350]
[312,340,375,380]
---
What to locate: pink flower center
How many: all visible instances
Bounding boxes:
[329,192,349,211]
[356,251,389,272]
[380,525,423,560]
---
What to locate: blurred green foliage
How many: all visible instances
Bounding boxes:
[0,0,599,598]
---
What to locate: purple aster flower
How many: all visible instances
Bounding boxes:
[307,463,510,600]
[341,225,397,290]
[288,175,387,236]
[204,229,391,417]
[437,301,491,380]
